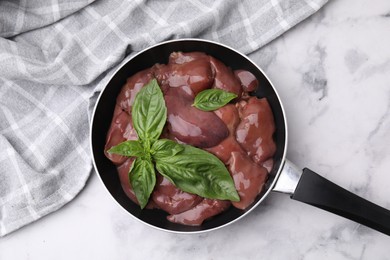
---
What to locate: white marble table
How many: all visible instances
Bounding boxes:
[1,0,390,259]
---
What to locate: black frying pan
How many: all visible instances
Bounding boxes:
[90,39,390,235]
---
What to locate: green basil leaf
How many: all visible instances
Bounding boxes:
[107,140,145,157]
[155,144,240,202]
[151,139,184,160]
[193,89,238,111]
[130,158,156,209]
[132,79,167,141]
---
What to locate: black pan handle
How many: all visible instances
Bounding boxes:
[291,168,390,236]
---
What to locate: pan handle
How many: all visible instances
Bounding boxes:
[290,167,390,236]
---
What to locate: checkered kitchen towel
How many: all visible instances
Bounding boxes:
[0,0,328,237]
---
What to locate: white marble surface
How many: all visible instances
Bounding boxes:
[1,0,390,259]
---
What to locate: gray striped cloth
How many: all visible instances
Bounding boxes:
[0,0,328,237]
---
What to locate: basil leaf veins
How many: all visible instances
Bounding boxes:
[107,140,145,158]
[193,89,237,111]
[132,78,167,142]
[129,158,156,209]
[151,139,184,160]
[155,144,240,202]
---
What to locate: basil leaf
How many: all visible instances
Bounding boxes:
[130,158,156,209]
[155,144,240,202]
[107,140,145,157]
[132,79,167,141]
[151,139,184,160]
[193,89,238,111]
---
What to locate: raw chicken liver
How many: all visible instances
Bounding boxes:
[164,86,229,148]
[104,51,277,226]
[236,97,276,164]
[234,69,258,92]
[210,56,242,97]
[152,174,202,215]
[116,68,153,113]
[228,152,268,209]
[104,106,138,165]
[167,199,231,226]
[154,52,213,95]
[206,104,244,164]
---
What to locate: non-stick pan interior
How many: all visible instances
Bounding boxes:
[91,39,287,233]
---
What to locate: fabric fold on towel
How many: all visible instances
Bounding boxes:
[0,0,328,237]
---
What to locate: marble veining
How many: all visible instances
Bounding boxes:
[302,44,328,101]
[1,0,390,259]
[344,49,369,74]
[381,12,390,18]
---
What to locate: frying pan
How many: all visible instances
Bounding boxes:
[90,39,390,235]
